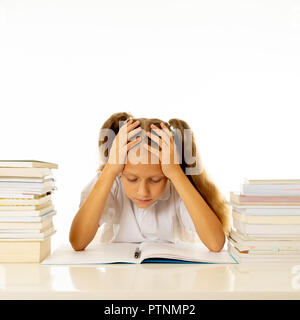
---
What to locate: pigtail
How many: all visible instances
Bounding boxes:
[168,118,231,236]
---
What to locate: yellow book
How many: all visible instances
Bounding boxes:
[0,219,53,230]
[0,237,51,263]
[0,195,52,206]
[0,167,53,178]
[233,210,300,225]
[0,201,52,212]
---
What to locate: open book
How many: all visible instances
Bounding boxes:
[41,241,237,265]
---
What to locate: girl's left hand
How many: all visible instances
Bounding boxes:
[142,122,182,179]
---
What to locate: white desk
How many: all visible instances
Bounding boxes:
[1,262,300,300]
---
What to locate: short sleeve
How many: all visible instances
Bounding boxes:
[79,171,119,226]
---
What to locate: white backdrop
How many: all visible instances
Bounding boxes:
[0,0,299,250]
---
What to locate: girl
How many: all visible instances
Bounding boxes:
[69,112,231,252]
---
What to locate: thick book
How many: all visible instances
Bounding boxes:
[244,179,300,185]
[232,210,300,224]
[241,184,300,196]
[0,218,53,230]
[233,217,300,236]
[0,167,53,178]
[228,242,300,263]
[0,226,56,239]
[42,241,237,265]
[230,191,300,206]
[0,187,56,196]
[0,177,55,183]
[0,210,56,222]
[0,181,56,193]
[0,200,52,211]
[0,237,51,262]
[232,203,300,215]
[0,160,58,169]
[228,230,300,252]
[0,194,51,205]
[0,192,52,200]
[0,203,53,217]
[230,229,300,241]
[0,180,55,189]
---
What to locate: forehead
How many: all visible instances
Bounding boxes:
[124,145,162,177]
[123,163,163,177]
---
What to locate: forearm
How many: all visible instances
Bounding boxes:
[169,168,225,252]
[69,164,117,250]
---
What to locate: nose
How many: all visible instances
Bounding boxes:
[136,180,151,199]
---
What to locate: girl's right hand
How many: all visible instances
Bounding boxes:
[106,119,142,177]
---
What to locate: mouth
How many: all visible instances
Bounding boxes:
[136,199,152,203]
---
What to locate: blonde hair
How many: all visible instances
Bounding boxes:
[97,112,231,236]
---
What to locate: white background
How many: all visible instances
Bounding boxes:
[0,0,299,250]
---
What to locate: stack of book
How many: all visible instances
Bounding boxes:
[0,160,58,262]
[228,179,300,262]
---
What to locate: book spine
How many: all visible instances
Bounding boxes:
[232,193,300,203]
[241,184,300,196]
[0,210,56,222]
[0,195,51,205]
[233,218,300,234]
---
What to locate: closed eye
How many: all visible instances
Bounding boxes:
[127,178,162,183]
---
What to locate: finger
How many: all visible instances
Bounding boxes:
[117,120,139,145]
[148,129,176,164]
[117,119,133,138]
[121,119,133,130]
[150,124,171,145]
[159,122,173,139]
[146,131,166,150]
[142,143,160,160]
[128,126,142,140]
[127,120,140,132]
[119,119,135,134]
[126,136,142,151]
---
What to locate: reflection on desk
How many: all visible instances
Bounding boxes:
[0,262,300,299]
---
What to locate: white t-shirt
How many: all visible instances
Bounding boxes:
[79,170,202,244]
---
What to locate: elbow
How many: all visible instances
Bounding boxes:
[209,245,223,253]
[69,232,86,251]
[209,236,225,253]
[71,243,85,251]
[70,239,86,251]
[69,221,88,251]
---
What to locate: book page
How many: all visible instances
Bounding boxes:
[42,242,142,265]
[141,241,236,264]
